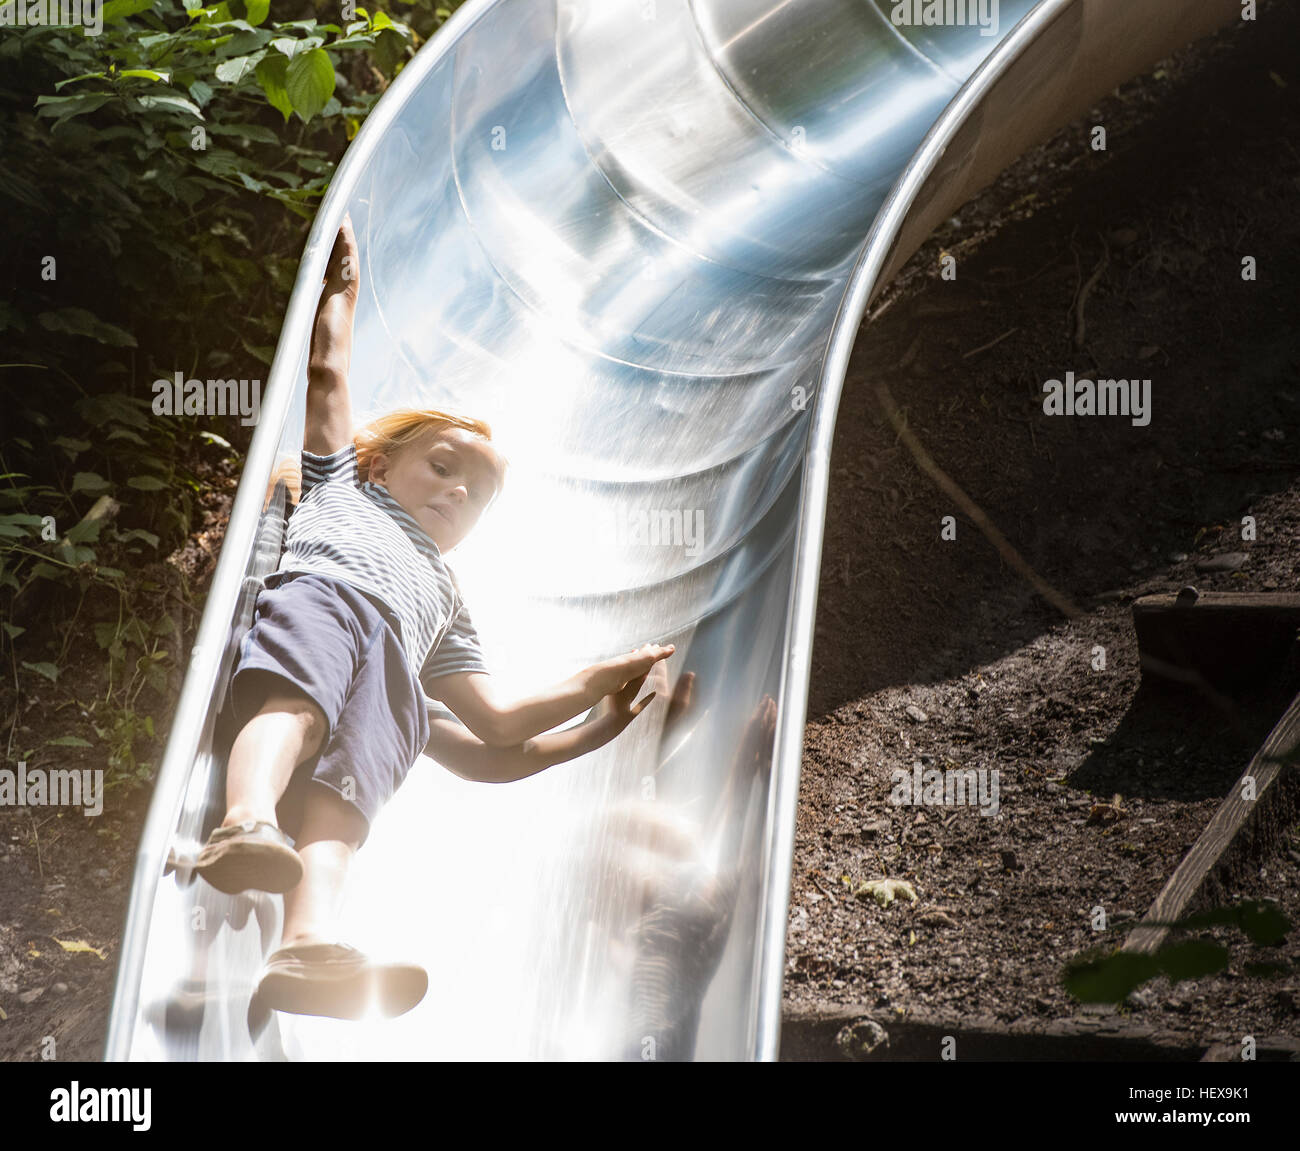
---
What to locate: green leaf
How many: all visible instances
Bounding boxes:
[206,122,278,143]
[1177,899,1291,946]
[278,18,335,32]
[21,662,60,683]
[38,308,136,348]
[330,32,377,50]
[1238,901,1290,947]
[122,617,149,647]
[34,93,114,126]
[0,523,28,538]
[285,48,335,123]
[215,54,262,84]
[214,27,271,56]
[2,623,25,640]
[236,171,272,193]
[71,472,110,494]
[244,0,268,24]
[127,476,170,491]
[255,53,292,121]
[1063,949,1161,1004]
[57,544,97,565]
[1156,938,1230,984]
[102,0,155,23]
[119,69,172,83]
[94,623,118,650]
[240,339,274,366]
[205,16,255,32]
[53,71,108,91]
[271,35,323,59]
[105,428,148,446]
[46,736,93,748]
[118,528,161,549]
[375,26,408,74]
[79,394,152,430]
[65,517,106,544]
[135,93,205,119]
[52,436,92,456]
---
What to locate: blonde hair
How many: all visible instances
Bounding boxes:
[353,408,504,493]
[269,408,507,510]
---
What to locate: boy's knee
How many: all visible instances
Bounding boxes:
[260,693,328,754]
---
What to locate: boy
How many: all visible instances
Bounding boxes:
[196,217,674,1021]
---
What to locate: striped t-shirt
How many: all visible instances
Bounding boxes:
[272,443,489,702]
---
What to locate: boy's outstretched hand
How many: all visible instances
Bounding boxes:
[593,654,669,736]
[588,642,674,699]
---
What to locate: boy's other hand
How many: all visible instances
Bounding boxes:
[588,642,674,698]
[595,655,668,735]
[324,214,359,296]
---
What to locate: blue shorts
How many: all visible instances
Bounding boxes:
[224,572,430,848]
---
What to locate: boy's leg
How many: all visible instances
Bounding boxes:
[196,677,327,895]
[280,782,367,947]
[222,678,328,829]
[259,783,428,1020]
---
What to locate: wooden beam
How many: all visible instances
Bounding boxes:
[1123,690,1300,955]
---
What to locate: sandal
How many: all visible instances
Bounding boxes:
[257,942,428,1021]
[194,820,303,895]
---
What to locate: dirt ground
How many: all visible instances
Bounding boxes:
[0,474,235,1061]
[1,5,1297,1063]
[786,5,1300,1057]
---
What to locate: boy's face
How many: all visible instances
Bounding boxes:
[369,427,503,551]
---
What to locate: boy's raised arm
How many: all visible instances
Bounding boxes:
[305,217,359,456]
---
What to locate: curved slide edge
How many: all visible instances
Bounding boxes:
[761,0,1242,1059]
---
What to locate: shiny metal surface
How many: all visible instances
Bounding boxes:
[107,0,1240,1060]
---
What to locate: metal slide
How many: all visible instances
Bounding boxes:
[106,0,1243,1061]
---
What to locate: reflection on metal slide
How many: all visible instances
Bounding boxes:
[106,0,1242,1060]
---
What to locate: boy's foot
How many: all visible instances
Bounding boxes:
[194,820,303,895]
[256,942,428,1020]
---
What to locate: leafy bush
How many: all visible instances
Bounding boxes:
[0,0,464,783]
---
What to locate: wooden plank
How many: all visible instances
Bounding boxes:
[1133,591,1300,690]
[1123,689,1300,955]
